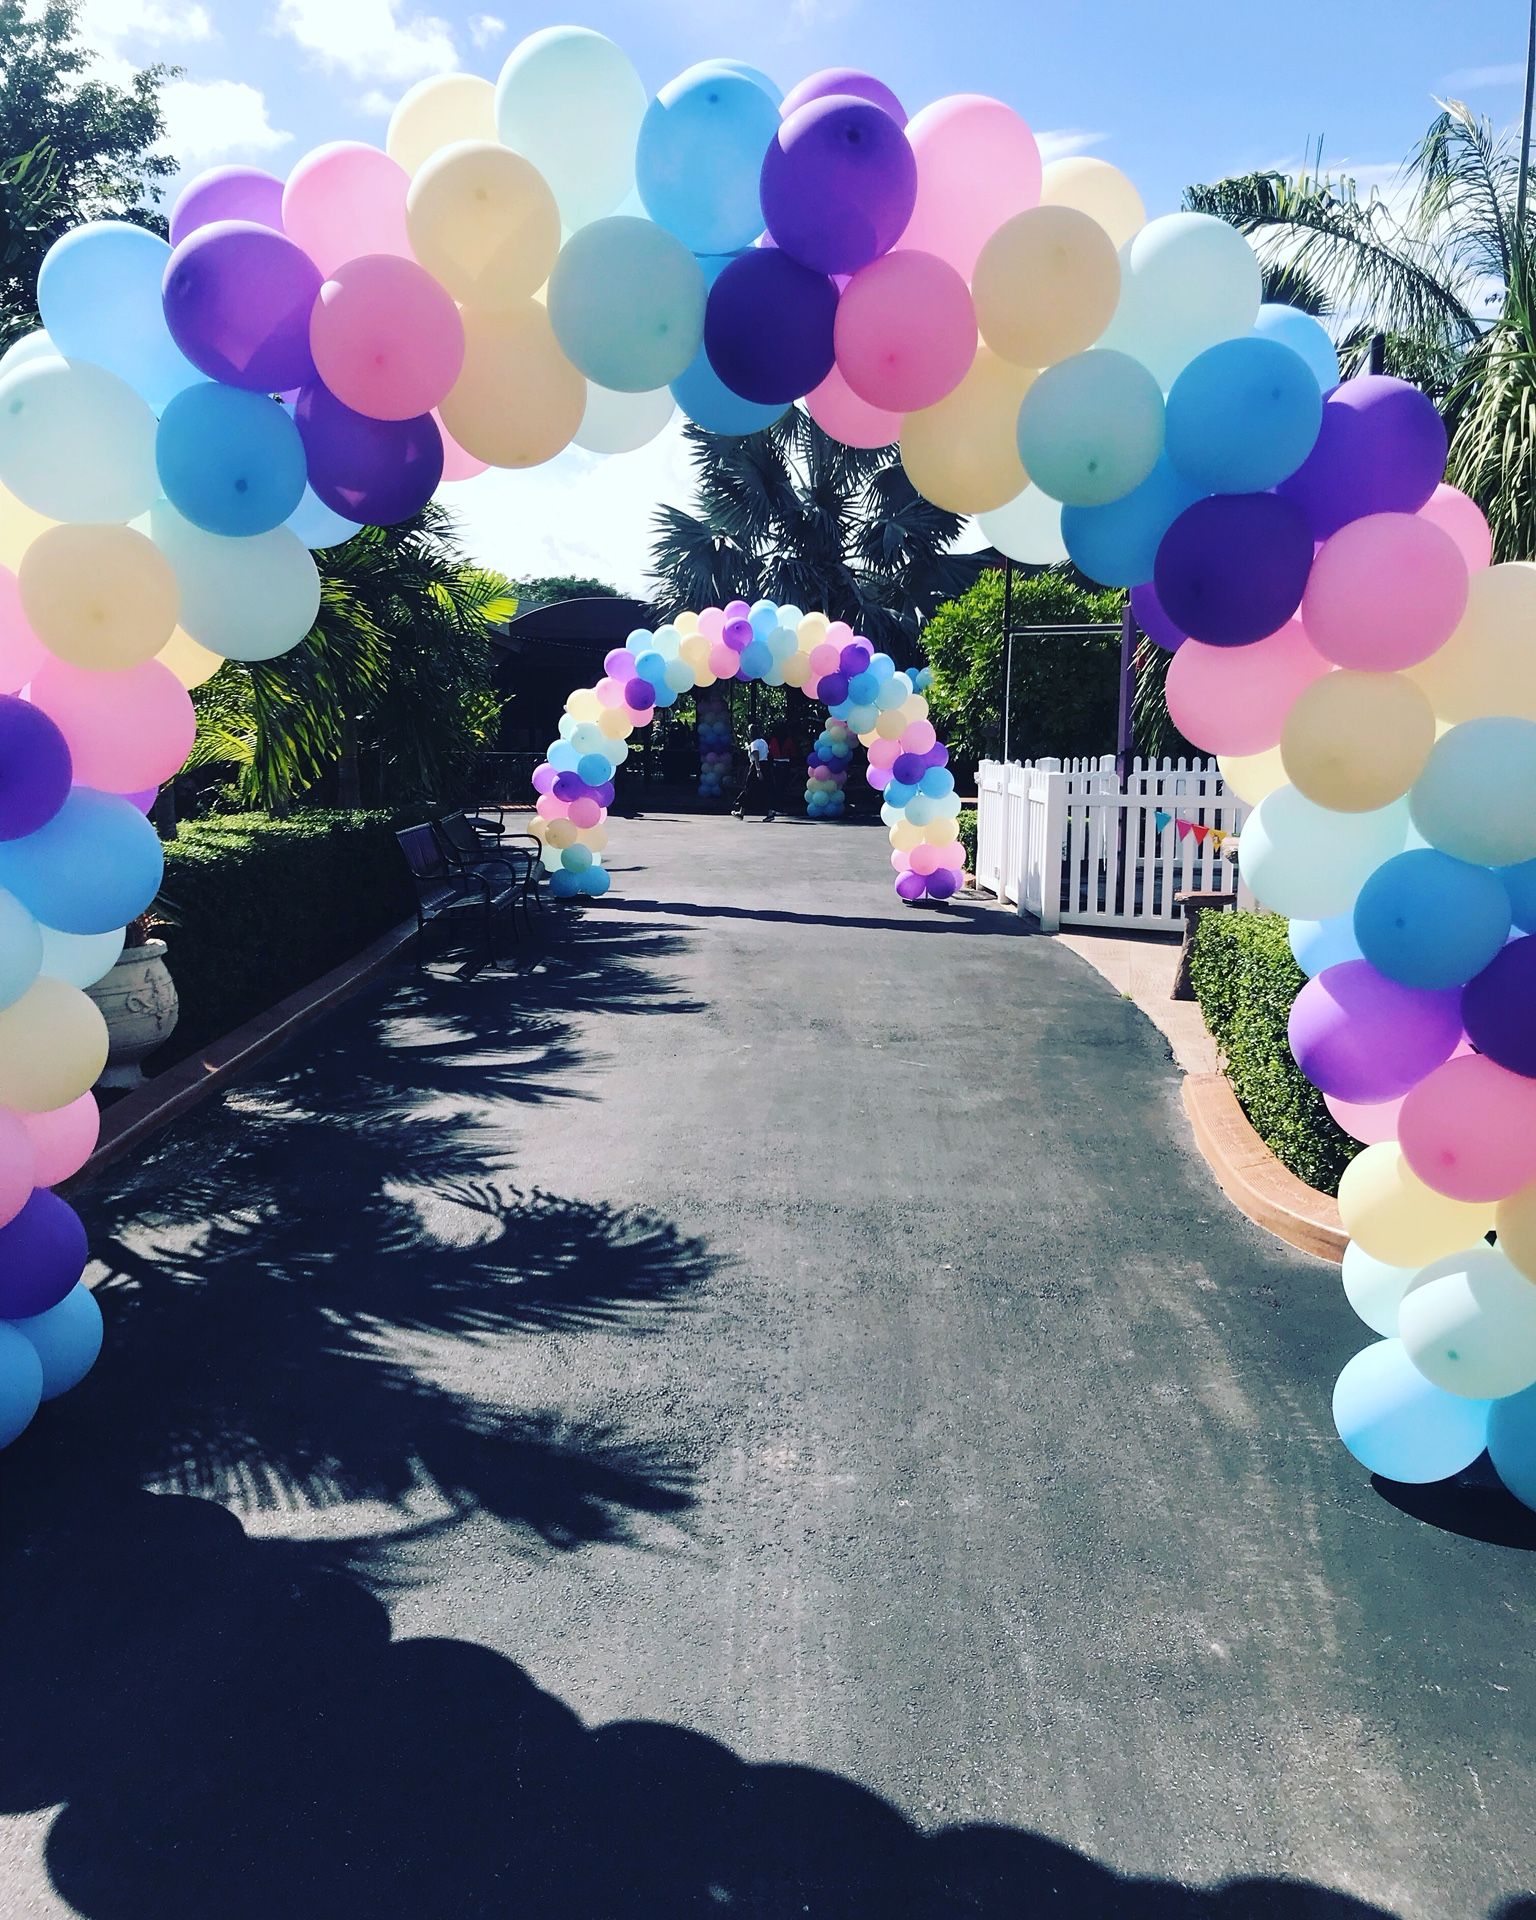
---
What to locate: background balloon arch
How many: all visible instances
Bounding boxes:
[533,603,960,901]
[0,27,1534,1515]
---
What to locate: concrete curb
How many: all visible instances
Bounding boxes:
[1182,1073,1345,1264]
[67,917,419,1193]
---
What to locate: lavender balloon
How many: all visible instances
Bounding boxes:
[1278,375,1448,541]
[1289,960,1463,1104]
[293,385,443,526]
[163,221,322,392]
[0,697,72,842]
[0,1190,89,1318]
[1154,493,1313,648]
[761,97,917,275]
[781,68,907,125]
[705,250,837,405]
[169,167,285,248]
[1462,936,1536,1080]
[1131,581,1188,655]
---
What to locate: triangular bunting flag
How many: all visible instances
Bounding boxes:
[1210,828,1226,849]
[1192,823,1209,844]
[1176,818,1194,840]
[1154,809,1173,835]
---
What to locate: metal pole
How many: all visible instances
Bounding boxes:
[1001,556,1015,765]
[1369,332,1386,376]
[1115,603,1136,784]
[1519,0,1536,244]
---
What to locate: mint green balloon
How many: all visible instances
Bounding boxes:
[549,218,706,393]
[1241,786,1408,921]
[1099,212,1263,390]
[1017,349,1165,508]
[1409,718,1536,868]
[144,501,320,663]
[496,27,647,231]
[0,358,158,521]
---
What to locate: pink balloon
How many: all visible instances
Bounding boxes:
[310,255,464,421]
[1419,484,1492,572]
[936,840,966,869]
[698,608,727,642]
[0,566,47,695]
[0,1107,37,1228]
[1324,1089,1405,1147]
[596,677,628,709]
[1165,619,1332,755]
[806,364,902,449]
[1399,1052,1536,1202]
[434,411,488,482]
[124,788,158,812]
[807,643,841,677]
[909,843,940,875]
[897,96,1042,281]
[708,642,740,679]
[28,659,195,794]
[536,794,566,820]
[280,142,412,277]
[568,797,602,829]
[868,764,893,789]
[890,847,910,870]
[825,621,854,647]
[902,719,937,753]
[834,250,976,411]
[1303,512,1469,670]
[21,1093,98,1188]
[867,737,900,767]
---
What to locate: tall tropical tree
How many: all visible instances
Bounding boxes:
[191,506,516,813]
[649,412,987,655]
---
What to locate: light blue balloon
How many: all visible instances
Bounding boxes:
[1017,349,1165,508]
[548,217,706,392]
[1500,858,1536,932]
[884,780,916,807]
[0,888,42,1011]
[38,922,124,990]
[1489,1382,1536,1513]
[1288,914,1362,979]
[0,1323,42,1448]
[0,790,163,936]
[635,650,669,685]
[637,68,781,255]
[548,742,581,772]
[1165,336,1322,494]
[919,768,955,798]
[1253,303,1340,392]
[6,1282,103,1400]
[691,58,782,105]
[846,670,879,703]
[1410,717,1536,868]
[562,843,594,872]
[1353,848,1513,989]
[576,752,611,786]
[155,382,308,537]
[36,221,199,414]
[549,866,582,898]
[738,639,772,678]
[287,486,360,550]
[567,722,608,755]
[583,864,612,895]
[649,680,679,708]
[1061,455,1201,588]
[749,600,780,637]
[1333,1338,1490,1483]
[495,26,647,232]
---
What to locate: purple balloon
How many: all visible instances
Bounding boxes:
[819,671,849,705]
[531,763,558,795]
[594,780,616,807]
[293,384,443,526]
[169,166,285,248]
[761,97,917,275]
[723,618,754,652]
[893,752,926,784]
[1463,935,1536,1079]
[781,68,907,126]
[604,648,636,679]
[1289,960,1463,1104]
[895,871,927,901]
[927,866,960,899]
[705,250,838,405]
[1278,375,1448,541]
[162,220,322,392]
[0,1190,88,1318]
[1131,580,1188,654]
[1154,493,1313,647]
[839,642,871,674]
[553,772,586,802]
[0,697,72,842]
[922,743,950,769]
[624,678,655,712]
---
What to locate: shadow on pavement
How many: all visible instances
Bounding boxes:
[4,1480,1521,1920]
[613,895,1038,938]
[1372,1462,1536,1552]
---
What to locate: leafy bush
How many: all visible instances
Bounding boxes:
[1189,908,1359,1195]
[957,807,977,877]
[151,811,415,1063]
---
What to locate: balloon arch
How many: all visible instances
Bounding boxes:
[533,603,961,901]
[0,26,1534,1516]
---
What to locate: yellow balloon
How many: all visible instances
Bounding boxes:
[1407,562,1536,724]
[674,610,700,635]
[0,484,53,571]
[1280,670,1434,813]
[566,687,602,723]
[973,206,1121,368]
[1038,156,1147,250]
[924,818,954,846]
[544,818,577,849]
[0,977,109,1113]
[596,706,634,740]
[798,612,830,645]
[693,666,717,688]
[1339,1143,1494,1268]
[901,349,1032,514]
[439,301,585,468]
[1218,745,1288,806]
[782,653,811,688]
[406,142,561,307]
[1497,1180,1536,1281]
[20,522,178,669]
[906,694,929,723]
[526,815,550,839]
[156,626,222,689]
[890,821,924,850]
[576,824,608,850]
[387,77,498,175]
[679,632,710,670]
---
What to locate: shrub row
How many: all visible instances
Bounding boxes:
[957,807,978,878]
[1188,908,1359,1196]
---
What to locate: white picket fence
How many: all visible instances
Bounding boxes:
[976,756,1251,932]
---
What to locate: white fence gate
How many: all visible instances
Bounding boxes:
[975,756,1250,932]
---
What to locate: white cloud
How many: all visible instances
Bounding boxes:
[77,0,212,44]
[467,12,504,47]
[273,0,457,81]
[359,88,396,116]
[1035,128,1109,165]
[1441,61,1524,91]
[158,77,293,166]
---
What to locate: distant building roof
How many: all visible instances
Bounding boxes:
[490,595,655,658]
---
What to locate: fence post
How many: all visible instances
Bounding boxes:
[1039,771,1066,932]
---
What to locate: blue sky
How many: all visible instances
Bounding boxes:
[75,0,1533,591]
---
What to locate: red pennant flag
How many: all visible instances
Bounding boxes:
[1192,823,1209,844]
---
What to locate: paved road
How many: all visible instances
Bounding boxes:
[1,813,1533,1919]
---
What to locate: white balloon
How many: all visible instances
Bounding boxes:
[977,485,1068,566]
[1341,1239,1419,1338]
[0,330,59,378]
[38,923,126,990]
[574,381,676,455]
[1401,1244,1536,1400]
[142,501,320,662]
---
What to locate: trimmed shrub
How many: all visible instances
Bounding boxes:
[957,806,978,877]
[151,810,415,1063]
[1189,908,1359,1196]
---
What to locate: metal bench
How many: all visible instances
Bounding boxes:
[395,823,516,968]
[432,812,543,935]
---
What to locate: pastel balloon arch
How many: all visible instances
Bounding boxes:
[534,604,959,901]
[0,25,1532,1519]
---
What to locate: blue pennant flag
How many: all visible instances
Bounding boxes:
[1155,809,1173,835]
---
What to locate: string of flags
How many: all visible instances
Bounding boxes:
[1154,810,1228,850]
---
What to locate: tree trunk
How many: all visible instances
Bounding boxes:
[337,714,362,811]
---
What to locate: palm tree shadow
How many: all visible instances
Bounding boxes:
[0,1482,1484,1920]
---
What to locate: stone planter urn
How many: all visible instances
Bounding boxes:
[86,937,180,1090]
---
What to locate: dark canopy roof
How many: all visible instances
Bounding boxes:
[490,596,655,663]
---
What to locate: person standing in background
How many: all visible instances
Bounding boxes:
[733,731,775,821]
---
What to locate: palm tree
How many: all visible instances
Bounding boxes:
[190,505,516,813]
[1185,101,1533,558]
[649,411,987,654]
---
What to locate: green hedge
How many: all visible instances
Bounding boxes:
[958,806,978,877]
[152,810,415,1063]
[1188,909,1359,1196]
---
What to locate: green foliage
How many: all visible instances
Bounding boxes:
[957,806,977,876]
[649,413,985,655]
[512,575,620,610]
[1189,909,1358,1196]
[0,0,174,346]
[152,811,415,1062]
[919,568,1125,780]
